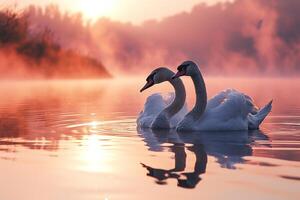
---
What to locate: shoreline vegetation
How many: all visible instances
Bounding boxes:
[0,9,111,79]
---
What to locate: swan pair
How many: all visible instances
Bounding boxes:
[137,61,272,131]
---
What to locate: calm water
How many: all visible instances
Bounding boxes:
[0,78,299,200]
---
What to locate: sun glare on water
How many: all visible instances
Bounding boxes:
[79,134,111,173]
[73,121,114,173]
[76,0,117,20]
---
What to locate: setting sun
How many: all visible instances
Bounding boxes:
[75,0,117,20]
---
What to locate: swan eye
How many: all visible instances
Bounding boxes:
[177,64,189,71]
[146,72,156,82]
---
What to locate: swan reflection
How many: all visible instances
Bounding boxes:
[138,128,269,188]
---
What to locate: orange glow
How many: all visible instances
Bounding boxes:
[74,0,117,20]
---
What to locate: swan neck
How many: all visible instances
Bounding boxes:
[189,68,207,119]
[163,78,186,118]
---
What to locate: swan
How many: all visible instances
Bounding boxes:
[137,67,187,129]
[172,60,273,131]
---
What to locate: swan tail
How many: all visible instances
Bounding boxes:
[248,100,273,130]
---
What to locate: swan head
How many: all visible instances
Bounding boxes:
[172,60,199,79]
[140,67,174,92]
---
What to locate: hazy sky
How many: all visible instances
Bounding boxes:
[2,0,232,23]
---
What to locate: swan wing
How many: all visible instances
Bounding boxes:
[248,100,273,129]
[208,89,251,119]
[137,93,167,128]
[190,89,253,131]
[206,90,228,110]
[210,90,273,129]
[137,93,188,128]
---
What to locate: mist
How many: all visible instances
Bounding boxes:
[92,0,300,76]
[2,0,300,77]
[0,8,110,79]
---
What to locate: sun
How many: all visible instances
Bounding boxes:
[76,0,117,20]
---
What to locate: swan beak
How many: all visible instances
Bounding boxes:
[172,71,185,79]
[140,80,154,92]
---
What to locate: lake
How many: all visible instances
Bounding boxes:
[0,78,299,200]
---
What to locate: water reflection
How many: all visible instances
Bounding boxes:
[0,80,298,199]
[138,128,269,188]
[141,142,207,189]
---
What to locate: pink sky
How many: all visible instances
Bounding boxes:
[2,0,232,24]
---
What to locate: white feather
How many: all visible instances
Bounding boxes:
[137,93,188,128]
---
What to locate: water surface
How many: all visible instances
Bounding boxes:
[0,78,299,200]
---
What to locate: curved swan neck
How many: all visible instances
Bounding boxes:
[163,78,186,118]
[188,67,207,119]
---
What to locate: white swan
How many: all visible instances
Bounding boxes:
[172,61,272,131]
[137,67,187,129]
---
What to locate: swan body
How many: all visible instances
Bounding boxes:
[137,68,187,129]
[177,89,272,131]
[137,93,187,128]
[173,61,272,131]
